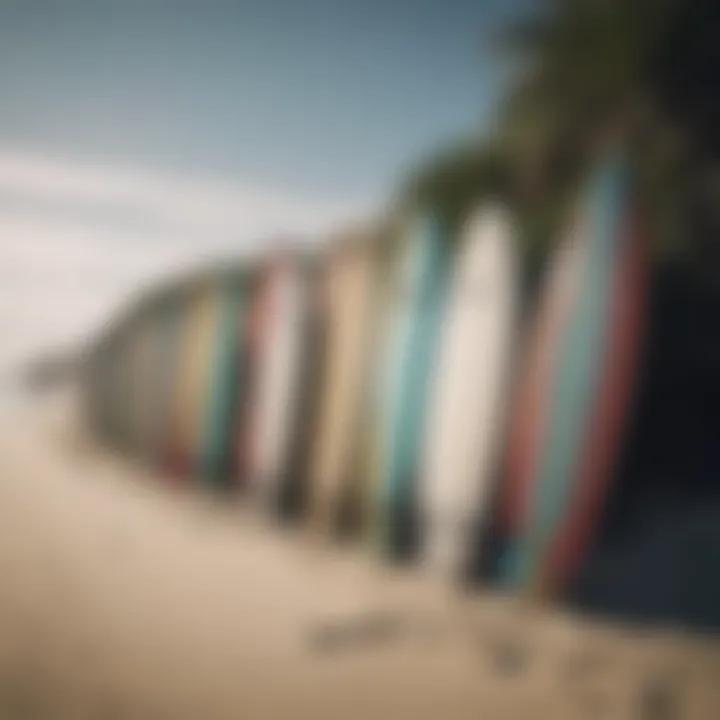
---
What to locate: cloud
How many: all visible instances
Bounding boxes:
[0,148,374,377]
[0,149,374,245]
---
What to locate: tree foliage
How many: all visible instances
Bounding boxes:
[406,0,719,264]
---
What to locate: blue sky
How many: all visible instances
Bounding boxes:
[0,0,520,373]
[0,0,517,199]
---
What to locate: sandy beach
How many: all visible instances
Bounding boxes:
[0,389,717,719]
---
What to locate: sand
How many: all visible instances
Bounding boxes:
[0,389,717,719]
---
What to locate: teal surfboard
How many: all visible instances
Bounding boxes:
[375,211,451,557]
[507,158,628,588]
[198,279,247,488]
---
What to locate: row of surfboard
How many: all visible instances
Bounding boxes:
[84,157,648,598]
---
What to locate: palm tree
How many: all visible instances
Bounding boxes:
[407,0,719,263]
[499,0,720,259]
[405,138,513,229]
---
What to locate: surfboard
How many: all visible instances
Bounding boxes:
[497,209,591,572]
[360,226,403,541]
[249,253,313,512]
[371,211,451,558]
[125,308,178,466]
[420,204,519,577]
[106,335,124,450]
[541,198,647,595]
[135,317,164,462]
[345,225,397,540]
[276,259,328,522]
[111,327,136,454]
[234,267,273,491]
[501,157,646,596]
[161,304,190,476]
[168,286,216,480]
[198,278,247,489]
[120,320,149,458]
[147,303,185,469]
[88,336,116,445]
[307,233,378,537]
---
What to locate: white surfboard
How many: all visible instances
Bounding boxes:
[251,256,310,509]
[420,204,519,576]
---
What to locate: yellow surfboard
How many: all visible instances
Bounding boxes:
[306,231,379,538]
[170,285,217,479]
